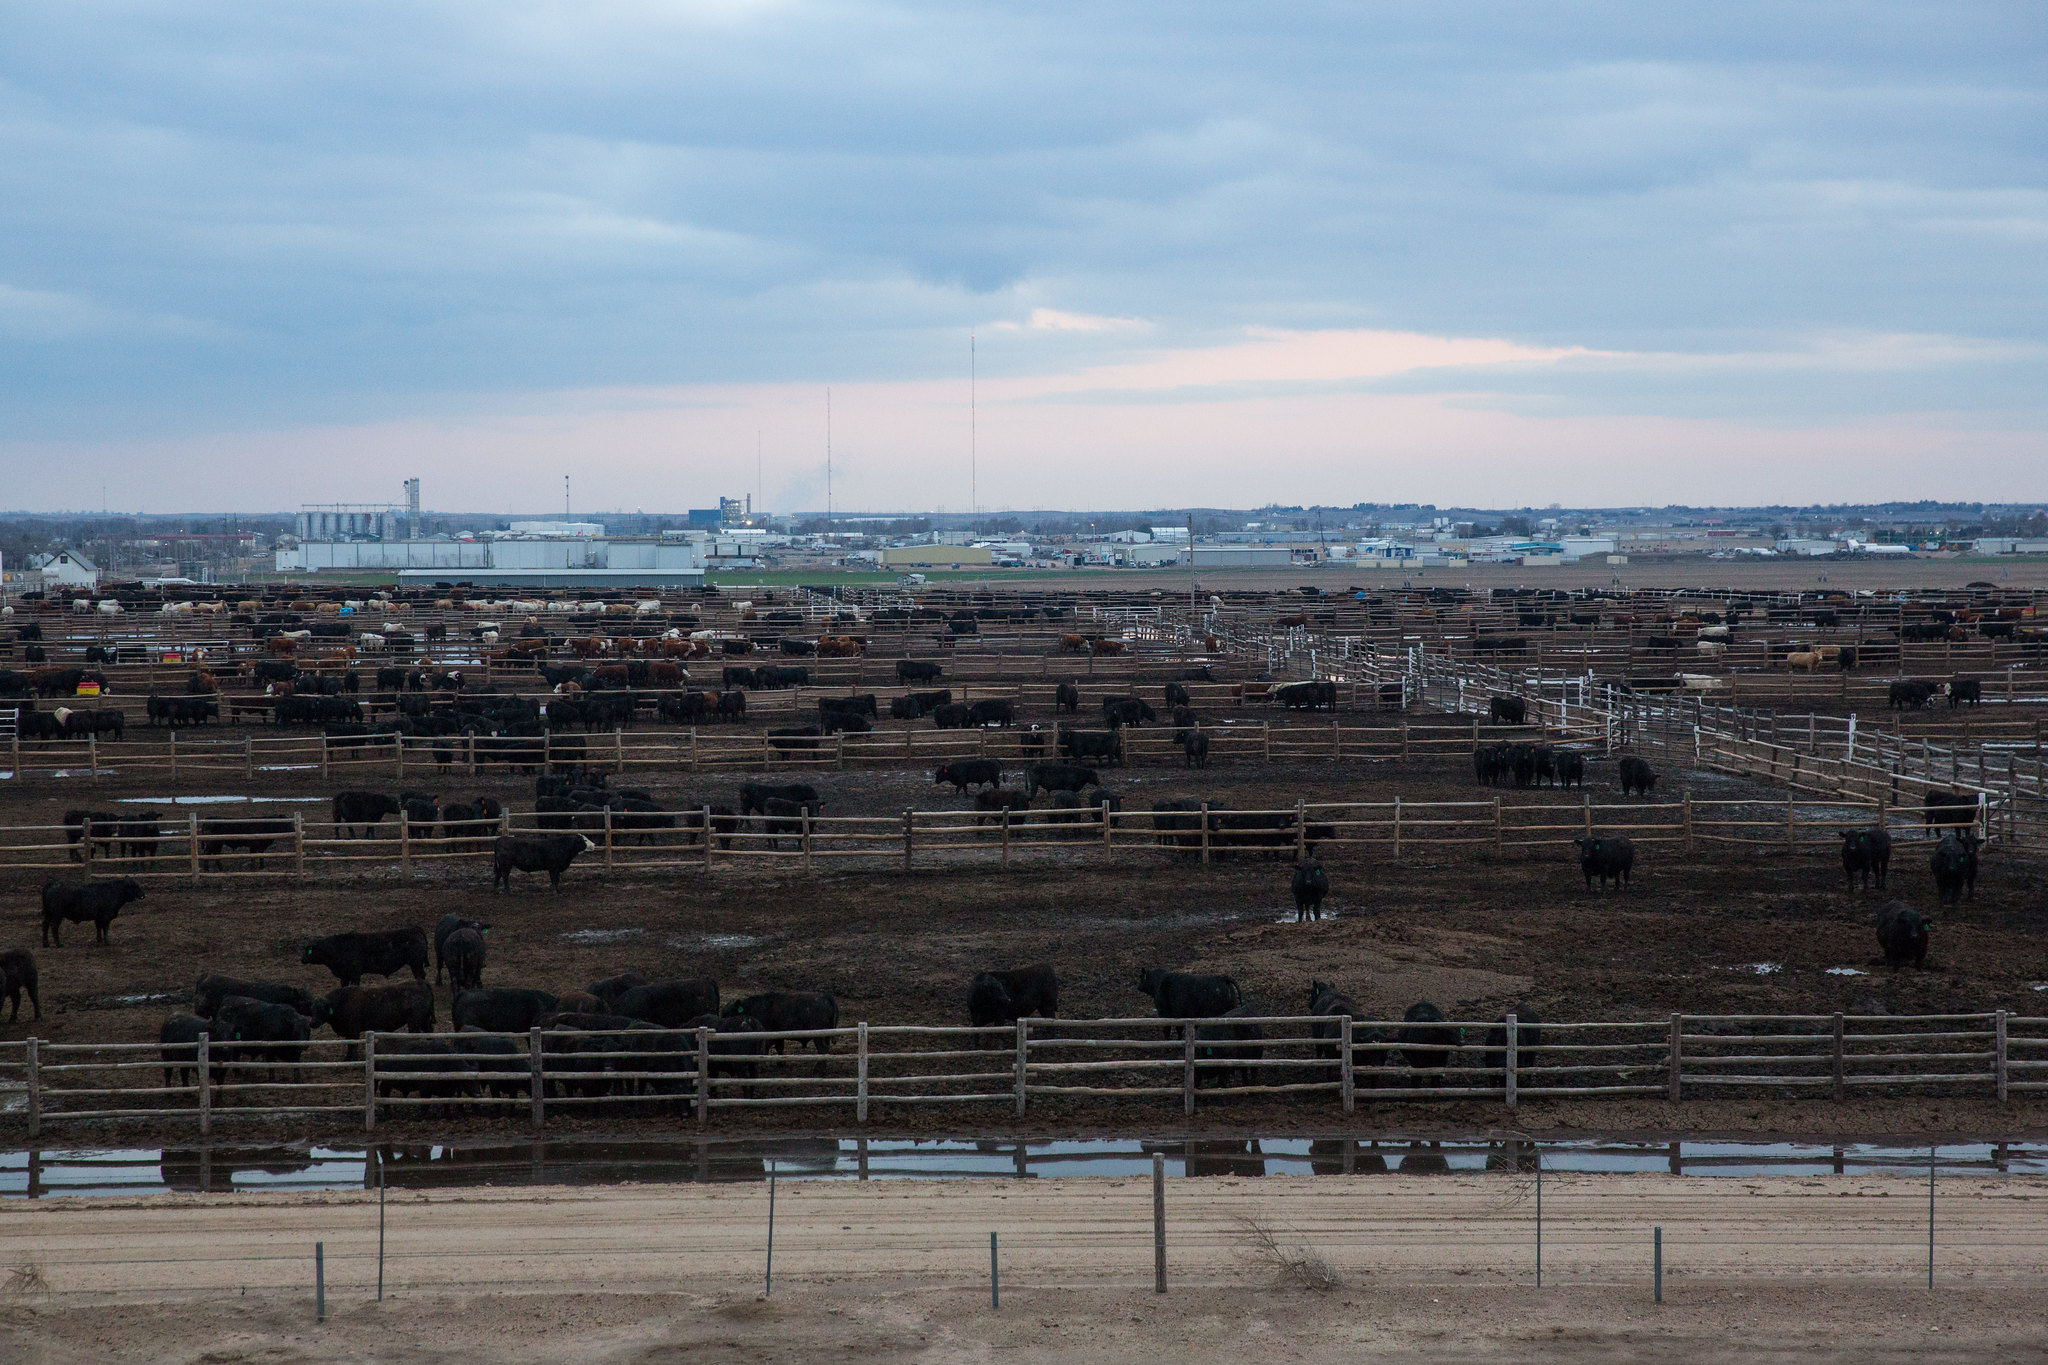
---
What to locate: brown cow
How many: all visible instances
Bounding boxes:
[1059,634,1088,653]
[649,661,683,686]
[1090,639,1127,657]
[817,636,864,658]
[267,637,298,657]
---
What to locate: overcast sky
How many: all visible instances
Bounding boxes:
[3,1,2045,513]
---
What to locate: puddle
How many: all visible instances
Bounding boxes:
[1826,967,1868,977]
[103,993,172,1007]
[558,928,646,944]
[4,1137,2045,1197]
[675,933,769,951]
[1745,963,1782,975]
[115,796,326,806]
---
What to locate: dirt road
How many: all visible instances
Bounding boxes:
[3,1173,2047,1360]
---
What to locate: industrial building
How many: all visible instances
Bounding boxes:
[882,545,993,568]
[280,535,705,587]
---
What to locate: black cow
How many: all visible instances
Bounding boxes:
[1930,833,1978,906]
[818,693,878,719]
[1025,762,1100,799]
[931,702,974,729]
[454,1029,529,1102]
[1556,750,1586,788]
[1617,756,1658,796]
[1950,677,1983,708]
[1876,901,1930,969]
[722,666,758,690]
[1488,696,1527,725]
[61,809,120,863]
[491,833,595,892]
[1306,980,1371,1075]
[740,782,819,816]
[40,877,144,947]
[1573,835,1634,891]
[614,978,721,1028]
[1841,828,1893,891]
[760,797,819,848]
[1,948,40,1023]
[722,991,840,1054]
[1057,728,1122,765]
[716,690,748,722]
[214,996,312,1084]
[198,816,295,869]
[1178,730,1209,768]
[935,759,1003,793]
[301,928,430,985]
[1291,857,1330,922]
[969,698,1016,728]
[116,812,163,868]
[1889,679,1938,710]
[452,987,559,1033]
[159,1013,213,1088]
[967,964,1059,1027]
[443,928,487,991]
[1922,789,1977,830]
[1054,682,1080,713]
[194,974,314,1019]
[1136,968,1241,1018]
[896,659,943,684]
[1164,682,1191,710]
[1275,681,1336,711]
[1100,697,1155,729]
[1193,1005,1265,1090]
[374,1035,471,1112]
[1397,1001,1459,1082]
[1482,1007,1544,1080]
[312,981,436,1040]
[587,973,649,1008]
[889,694,926,720]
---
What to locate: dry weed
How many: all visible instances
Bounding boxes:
[4,1262,50,1297]
[1234,1215,1341,1292]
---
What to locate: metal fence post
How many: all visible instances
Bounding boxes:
[765,1158,776,1297]
[696,1025,710,1127]
[1929,1144,1936,1288]
[1340,1016,1355,1114]
[1505,1013,1518,1108]
[1996,1010,2009,1101]
[856,1021,869,1124]
[1667,1014,1682,1101]
[1014,1019,1028,1118]
[1653,1226,1662,1303]
[25,1037,39,1139]
[197,1033,212,1137]
[363,1031,377,1130]
[1153,1151,1167,1293]
[990,1230,999,1311]
[529,1027,545,1128]
[1535,1149,1542,1288]
[315,1242,325,1323]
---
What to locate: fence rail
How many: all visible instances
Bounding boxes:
[0,787,1978,882]
[3,1010,2036,1135]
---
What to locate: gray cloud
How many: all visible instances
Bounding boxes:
[0,0,2043,499]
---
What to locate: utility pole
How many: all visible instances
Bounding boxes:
[564,475,570,518]
[825,388,833,531]
[970,333,978,523]
[1188,513,1198,627]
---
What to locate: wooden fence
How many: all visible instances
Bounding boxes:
[1,790,1986,883]
[0,713,1606,782]
[6,1010,2043,1136]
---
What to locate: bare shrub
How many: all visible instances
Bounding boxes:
[4,1261,50,1297]
[1234,1214,1340,1292]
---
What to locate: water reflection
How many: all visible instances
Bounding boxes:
[0,1137,2038,1199]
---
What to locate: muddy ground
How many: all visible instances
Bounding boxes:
[2,736,2044,1142]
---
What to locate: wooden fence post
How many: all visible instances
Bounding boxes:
[801,809,813,874]
[1505,1013,1518,1108]
[197,1033,211,1138]
[529,1027,546,1127]
[1014,1019,1028,1118]
[1494,796,1503,854]
[467,733,477,776]
[1996,1010,2009,1102]
[1182,1022,1196,1117]
[1199,802,1210,865]
[1835,1010,1851,1105]
[1393,797,1403,860]
[695,1025,710,1127]
[363,1031,378,1131]
[320,735,330,780]
[1583,792,1593,838]
[1295,800,1306,858]
[294,812,306,878]
[1785,793,1795,852]
[394,732,405,781]
[1667,1014,1682,1101]
[1401,722,1410,760]
[1684,793,1694,853]
[400,813,410,874]
[25,1038,38,1138]
[189,811,201,879]
[169,729,177,779]
[243,734,254,779]
[1102,799,1114,856]
[615,727,626,775]
[603,807,614,872]
[902,809,914,872]
[1000,808,1010,867]
[1340,1016,1355,1114]
[856,1022,869,1124]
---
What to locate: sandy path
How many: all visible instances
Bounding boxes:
[3,1174,2048,1361]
